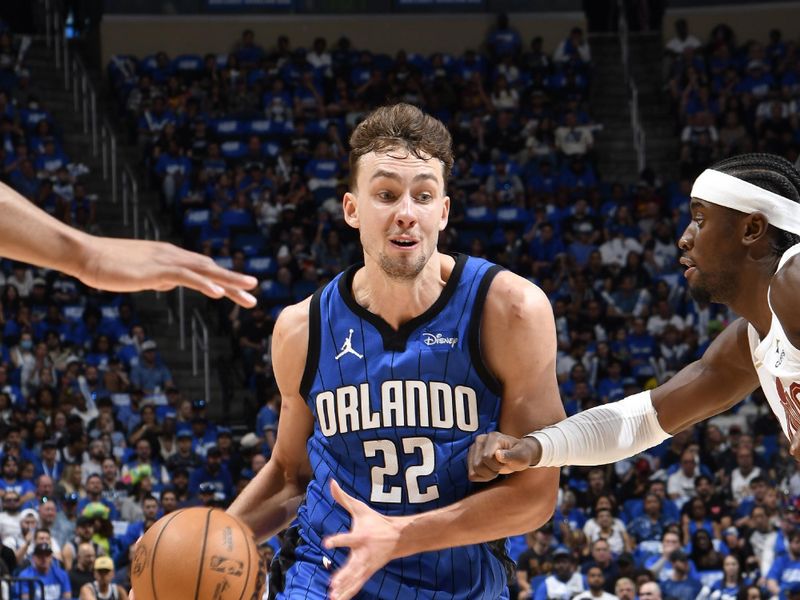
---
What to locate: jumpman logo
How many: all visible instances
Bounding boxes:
[335,328,363,360]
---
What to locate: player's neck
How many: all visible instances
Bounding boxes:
[353,252,452,330]
[729,264,774,338]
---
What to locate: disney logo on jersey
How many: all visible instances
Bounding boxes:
[422,332,459,348]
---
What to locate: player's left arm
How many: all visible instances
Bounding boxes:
[324,271,565,600]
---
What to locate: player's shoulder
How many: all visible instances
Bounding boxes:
[483,269,552,322]
[770,252,800,336]
[273,296,314,350]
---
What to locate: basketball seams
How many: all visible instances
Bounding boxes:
[193,508,214,600]
[148,509,186,600]
[232,516,253,600]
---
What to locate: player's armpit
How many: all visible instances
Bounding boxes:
[652,317,759,434]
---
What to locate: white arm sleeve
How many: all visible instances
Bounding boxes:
[527,390,672,467]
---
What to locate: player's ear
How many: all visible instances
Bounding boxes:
[742,212,769,246]
[343,191,359,229]
[439,194,450,231]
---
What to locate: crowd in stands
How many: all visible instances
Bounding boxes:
[0,8,795,600]
[0,18,283,600]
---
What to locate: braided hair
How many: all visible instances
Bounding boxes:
[709,153,800,256]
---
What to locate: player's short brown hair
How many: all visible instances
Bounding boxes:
[348,103,453,189]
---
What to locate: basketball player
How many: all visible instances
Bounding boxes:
[465,154,800,481]
[0,181,257,307]
[228,103,565,600]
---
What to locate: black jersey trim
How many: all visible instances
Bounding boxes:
[337,253,468,352]
[468,264,504,396]
[299,286,324,399]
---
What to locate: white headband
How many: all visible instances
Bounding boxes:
[691,169,800,235]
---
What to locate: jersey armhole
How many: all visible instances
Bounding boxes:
[468,264,504,397]
[299,286,323,400]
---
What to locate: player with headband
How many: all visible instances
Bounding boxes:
[466,153,800,478]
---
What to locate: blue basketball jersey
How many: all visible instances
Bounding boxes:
[292,253,509,599]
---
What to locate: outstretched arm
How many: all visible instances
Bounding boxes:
[469,317,759,480]
[324,271,566,600]
[0,181,258,307]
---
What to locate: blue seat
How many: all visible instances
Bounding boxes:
[62,305,85,322]
[233,233,266,256]
[139,54,159,74]
[221,209,254,229]
[183,209,211,231]
[214,257,233,270]
[220,140,247,160]
[496,206,530,225]
[245,257,276,277]
[214,119,244,138]
[173,54,203,73]
[247,119,275,137]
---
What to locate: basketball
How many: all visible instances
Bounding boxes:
[131,507,266,600]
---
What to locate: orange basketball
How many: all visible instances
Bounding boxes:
[131,507,266,600]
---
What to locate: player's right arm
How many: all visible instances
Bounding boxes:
[227,298,315,541]
[468,317,760,480]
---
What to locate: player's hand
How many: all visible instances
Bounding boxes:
[467,432,541,482]
[323,480,402,600]
[77,236,258,308]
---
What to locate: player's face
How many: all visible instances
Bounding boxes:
[679,199,743,305]
[345,149,449,281]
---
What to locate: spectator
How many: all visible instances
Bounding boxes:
[188,446,233,502]
[554,27,591,65]
[747,505,777,580]
[707,554,745,599]
[766,529,800,599]
[534,547,586,600]
[580,538,619,593]
[665,19,701,57]
[731,447,761,503]
[574,566,617,600]
[555,112,593,159]
[121,495,159,549]
[645,530,699,583]
[629,493,670,543]
[638,581,662,600]
[660,550,703,600]
[122,440,169,492]
[516,527,554,598]
[583,506,632,555]
[614,577,635,600]
[78,555,128,600]
[166,430,200,473]
[16,542,70,600]
[667,449,700,503]
[68,541,96,595]
[0,490,23,539]
[129,340,173,394]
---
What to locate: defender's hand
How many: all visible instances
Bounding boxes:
[78,237,258,307]
[467,432,542,482]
